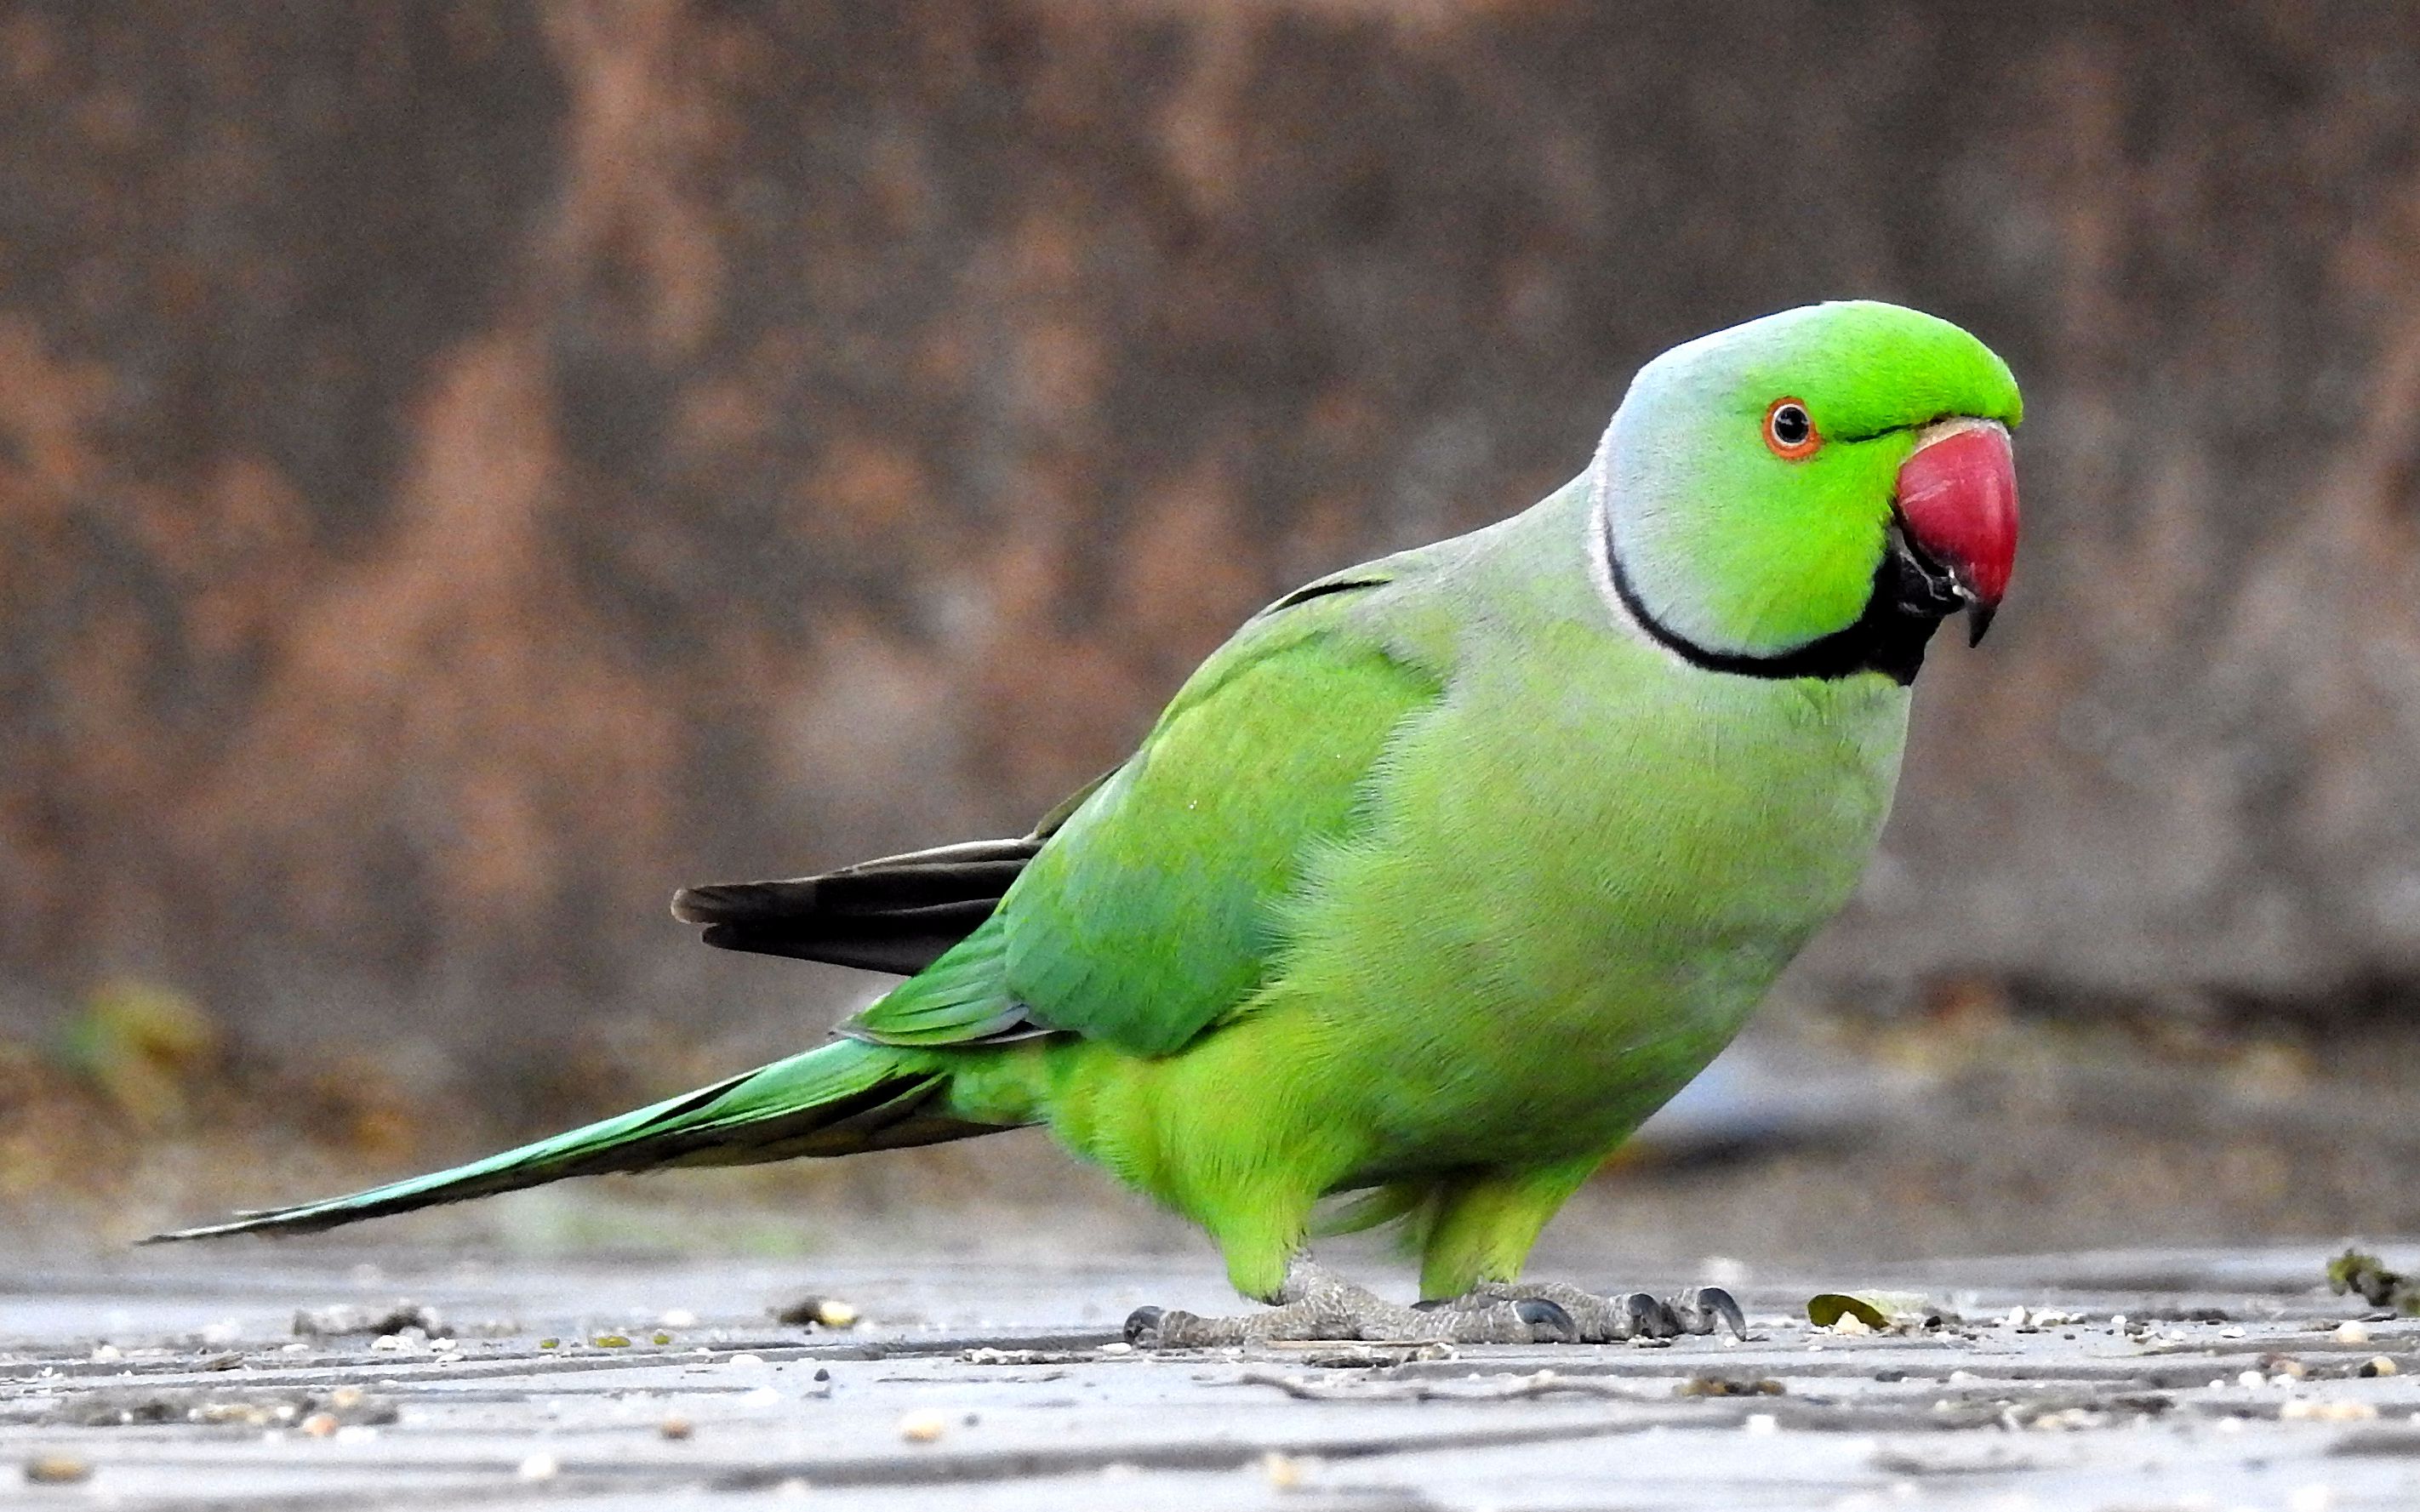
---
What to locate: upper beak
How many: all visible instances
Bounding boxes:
[1895,418,2019,645]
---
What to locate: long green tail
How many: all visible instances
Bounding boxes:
[144,1039,998,1241]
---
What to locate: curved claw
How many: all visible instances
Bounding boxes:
[1681,1285,1748,1339]
[1515,1298,1578,1344]
[1623,1291,1682,1339]
[1123,1305,1167,1347]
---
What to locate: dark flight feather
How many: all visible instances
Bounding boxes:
[671,836,1042,974]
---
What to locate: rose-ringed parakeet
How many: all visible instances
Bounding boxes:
[154,301,2021,1347]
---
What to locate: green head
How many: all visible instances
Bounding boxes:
[1594,301,2023,683]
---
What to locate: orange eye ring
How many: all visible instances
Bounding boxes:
[1764,397,1820,460]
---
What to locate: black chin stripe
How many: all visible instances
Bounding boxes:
[1601,514,1955,686]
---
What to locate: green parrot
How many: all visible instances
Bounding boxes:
[154,300,2022,1347]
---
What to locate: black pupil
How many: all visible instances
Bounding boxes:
[1772,406,1810,446]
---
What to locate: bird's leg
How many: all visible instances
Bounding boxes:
[1125,1258,1579,1348]
[1426,1281,1747,1344]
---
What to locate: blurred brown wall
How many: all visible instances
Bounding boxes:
[2,0,2417,1061]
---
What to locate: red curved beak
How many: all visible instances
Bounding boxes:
[1895,419,2018,645]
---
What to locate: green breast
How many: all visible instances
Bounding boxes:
[1271,505,1911,1173]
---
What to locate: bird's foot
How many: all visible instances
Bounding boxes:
[1430,1280,1747,1343]
[1125,1259,1577,1349]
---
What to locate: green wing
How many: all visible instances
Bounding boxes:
[843,568,1448,1057]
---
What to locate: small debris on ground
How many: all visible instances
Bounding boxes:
[2282,1399,2380,1422]
[23,1453,92,1484]
[896,1409,948,1443]
[961,1347,1093,1366]
[1234,1367,1652,1404]
[1267,1342,1456,1367]
[1806,1292,1956,1332]
[2328,1250,2420,1315]
[292,1302,448,1339]
[1677,1373,1784,1397]
[48,1387,396,1430]
[773,1295,860,1328]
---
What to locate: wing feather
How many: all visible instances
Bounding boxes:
[688,559,1453,1059]
[990,583,1448,1056]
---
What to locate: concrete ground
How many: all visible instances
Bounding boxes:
[7,1243,2420,1509]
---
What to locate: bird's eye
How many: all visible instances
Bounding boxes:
[1764,398,1819,460]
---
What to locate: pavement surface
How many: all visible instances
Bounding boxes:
[6,1243,2420,1509]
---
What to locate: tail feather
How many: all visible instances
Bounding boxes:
[671,837,1040,975]
[143,1039,1000,1242]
